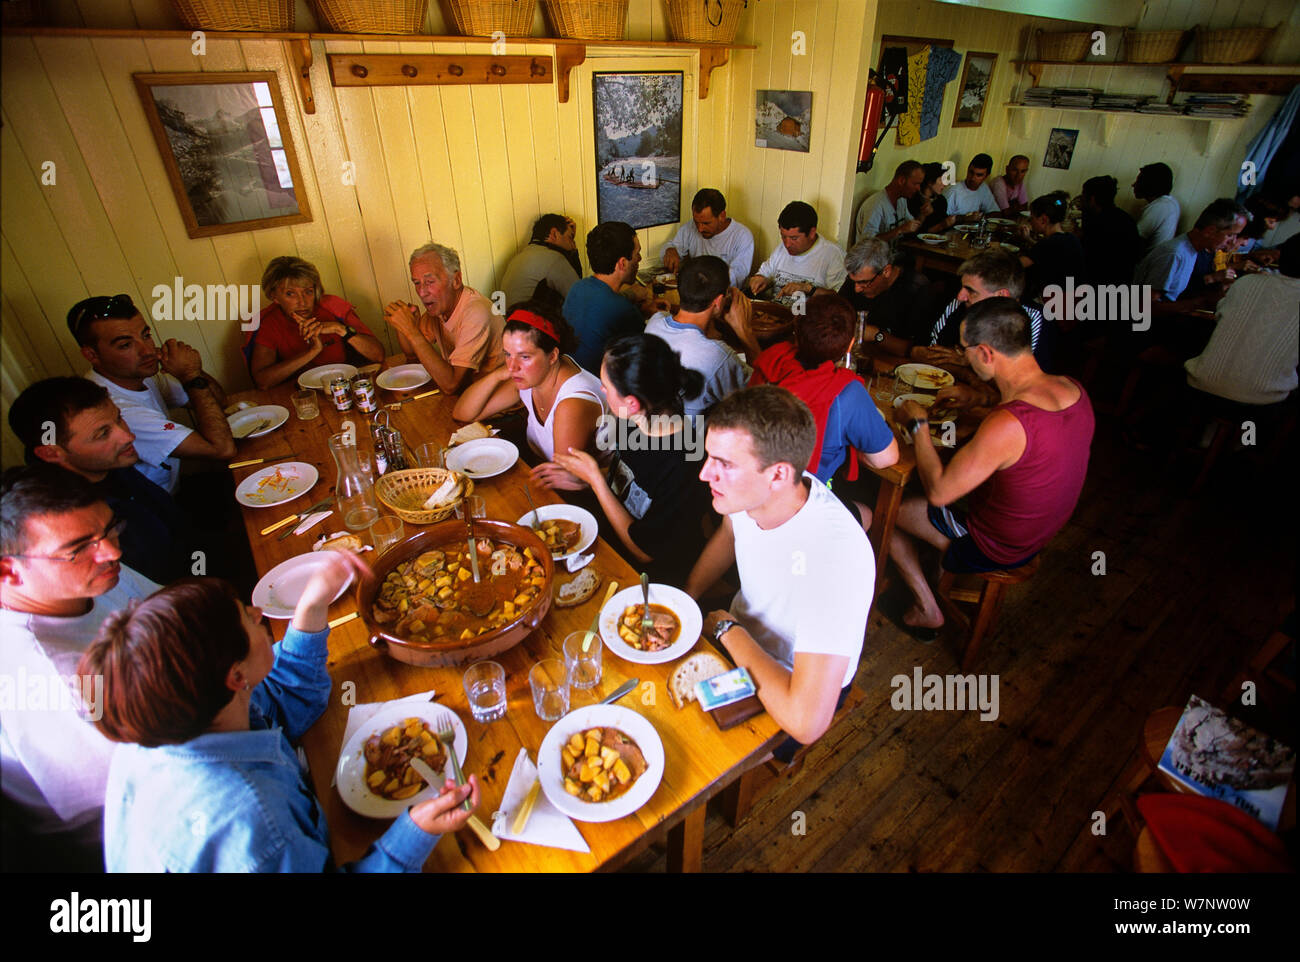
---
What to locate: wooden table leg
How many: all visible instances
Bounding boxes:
[870,478,905,594]
[721,768,759,827]
[666,804,706,873]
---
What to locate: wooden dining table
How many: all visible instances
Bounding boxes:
[900,223,1028,276]
[226,358,781,873]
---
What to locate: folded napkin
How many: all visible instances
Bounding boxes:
[490,748,590,853]
[332,688,439,787]
[566,551,594,573]
[294,510,332,536]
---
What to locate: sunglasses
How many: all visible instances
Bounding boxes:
[69,294,136,340]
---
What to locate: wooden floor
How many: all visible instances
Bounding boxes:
[624,408,1296,873]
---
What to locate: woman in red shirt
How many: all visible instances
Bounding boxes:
[248,256,385,388]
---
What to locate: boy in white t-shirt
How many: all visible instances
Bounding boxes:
[686,386,872,755]
[748,201,847,299]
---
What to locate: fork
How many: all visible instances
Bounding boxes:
[435,716,500,850]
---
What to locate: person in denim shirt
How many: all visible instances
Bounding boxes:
[80,553,480,872]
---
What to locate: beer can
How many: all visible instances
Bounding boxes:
[329,375,353,411]
[352,376,376,413]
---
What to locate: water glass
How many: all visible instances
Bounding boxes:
[455,495,486,521]
[563,631,603,690]
[529,658,570,721]
[463,660,507,723]
[415,442,446,469]
[369,515,404,555]
[356,447,375,483]
[292,390,319,420]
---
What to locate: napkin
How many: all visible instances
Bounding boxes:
[490,748,590,853]
[566,551,594,573]
[332,688,439,787]
[293,510,332,535]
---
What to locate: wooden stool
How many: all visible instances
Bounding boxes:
[721,683,866,828]
[936,557,1040,671]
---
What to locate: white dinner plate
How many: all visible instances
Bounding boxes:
[893,393,939,409]
[515,504,597,560]
[537,705,665,824]
[335,704,468,820]
[953,223,980,233]
[251,552,353,619]
[917,233,946,245]
[228,404,289,440]
[599,584,702,666]
[987,217,1015,227]
[375,364,431,392]
[999,243,1020,253]
[893,363,955,390]
[444,437,519,479]
[298,363,358,391]
[234,461,319,508]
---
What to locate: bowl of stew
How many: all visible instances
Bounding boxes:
[357,519,555,667]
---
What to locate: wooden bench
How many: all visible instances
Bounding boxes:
[936,557,1040,671]
[720,681,867,828]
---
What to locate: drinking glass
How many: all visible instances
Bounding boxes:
[563,631,603,690]
[455,495,486,521]
[356,447,375,483]
[530,659,570,721]
[369,515,404,555]
[415,442,446,469]
[292,390,319,420]
[463,661,507,723]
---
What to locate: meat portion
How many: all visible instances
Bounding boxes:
[601,728,647,778]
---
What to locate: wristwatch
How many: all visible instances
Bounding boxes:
[183,376,209,392]
[905,416,929,438]
[873,330,887,343]
[341,324,358,339]
[712,618,740,645]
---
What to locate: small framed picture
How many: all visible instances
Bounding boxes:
[952,51,997,128]
[755,89,812,152]
[1043,127,1080,170]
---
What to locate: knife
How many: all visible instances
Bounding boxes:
[261,497,333,536]
[600,678,638,705]
[409,756,500,851]
[279,501,334,540]
[583,580,619,651]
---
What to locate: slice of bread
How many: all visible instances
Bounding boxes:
[669,652,730,709]
[421,474,461,510]
[314,532,364,552]
[553,568,601,608]
[449,421,492,446]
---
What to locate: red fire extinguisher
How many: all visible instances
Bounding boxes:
[857,81,886,173]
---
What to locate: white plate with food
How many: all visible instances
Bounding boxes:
[375,364,431,392]
[917,233,946,245]
[516,504,597,560]
[987,217,1015,227]
[444,437,518,479]
[599,584,702,665]
[298,363,358,391]
[999,243,1020,253]
[953,222,980,233]
[654,273,678,288]
[251,551,354,619]
[227,404,289,440]
[894,363,955,390]
[335,704,468,820]
[537,704,664,823]
[234,461,319,508]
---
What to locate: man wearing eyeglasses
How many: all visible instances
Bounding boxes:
[839,239,948,356]
[0,464,160,870]
[69,294,236,496]
[882,298,1093,641]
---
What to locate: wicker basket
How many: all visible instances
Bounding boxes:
[1122,28,1186,63]
[168,0,293,30]
[375,468,473,525]
[313,0,428,33]
[1036,29,1092,62]
[443,0,535,37]
[664,0,747,44]
[1197,26,1273,64]
[542,0,627,40]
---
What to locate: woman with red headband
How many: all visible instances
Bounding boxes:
[452,300,608,490]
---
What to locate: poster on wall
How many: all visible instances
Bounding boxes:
[1043,127,1080,170]
[135,72,310,239]
[952,51,997,128]
[755,90,812,151]
[593,72,683,230]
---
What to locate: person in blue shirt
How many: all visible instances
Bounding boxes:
[80,553,480,872]
[562,221,646,373]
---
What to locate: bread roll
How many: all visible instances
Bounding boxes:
[669,652,729,709]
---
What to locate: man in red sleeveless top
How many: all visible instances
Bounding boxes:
[888,297,1094,639]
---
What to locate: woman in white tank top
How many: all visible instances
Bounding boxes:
[453,301,607,490]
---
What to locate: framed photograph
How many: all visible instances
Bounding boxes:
[756,90,812,152]
[135,72,311,239]
[593,72,683,230]
[1043,127,1080,170]
[952,51,997,128]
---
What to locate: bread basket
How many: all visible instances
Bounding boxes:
[374,467,472,524]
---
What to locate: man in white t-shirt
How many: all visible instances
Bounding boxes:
[1133,162,1181,251]
[660,188,756,288]
[748,201,847,299]
[0,465,160,870]
[70,294,235,495]
[944,153,1001,220]
[855,159,924,243]
[686,386,872,756]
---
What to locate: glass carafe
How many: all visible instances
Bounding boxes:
[329,432,380,532]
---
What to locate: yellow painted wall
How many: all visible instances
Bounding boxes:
[857,0,1299,241]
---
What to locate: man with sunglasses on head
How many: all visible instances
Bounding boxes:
[0,464,160,870]
[70,294,235,496]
